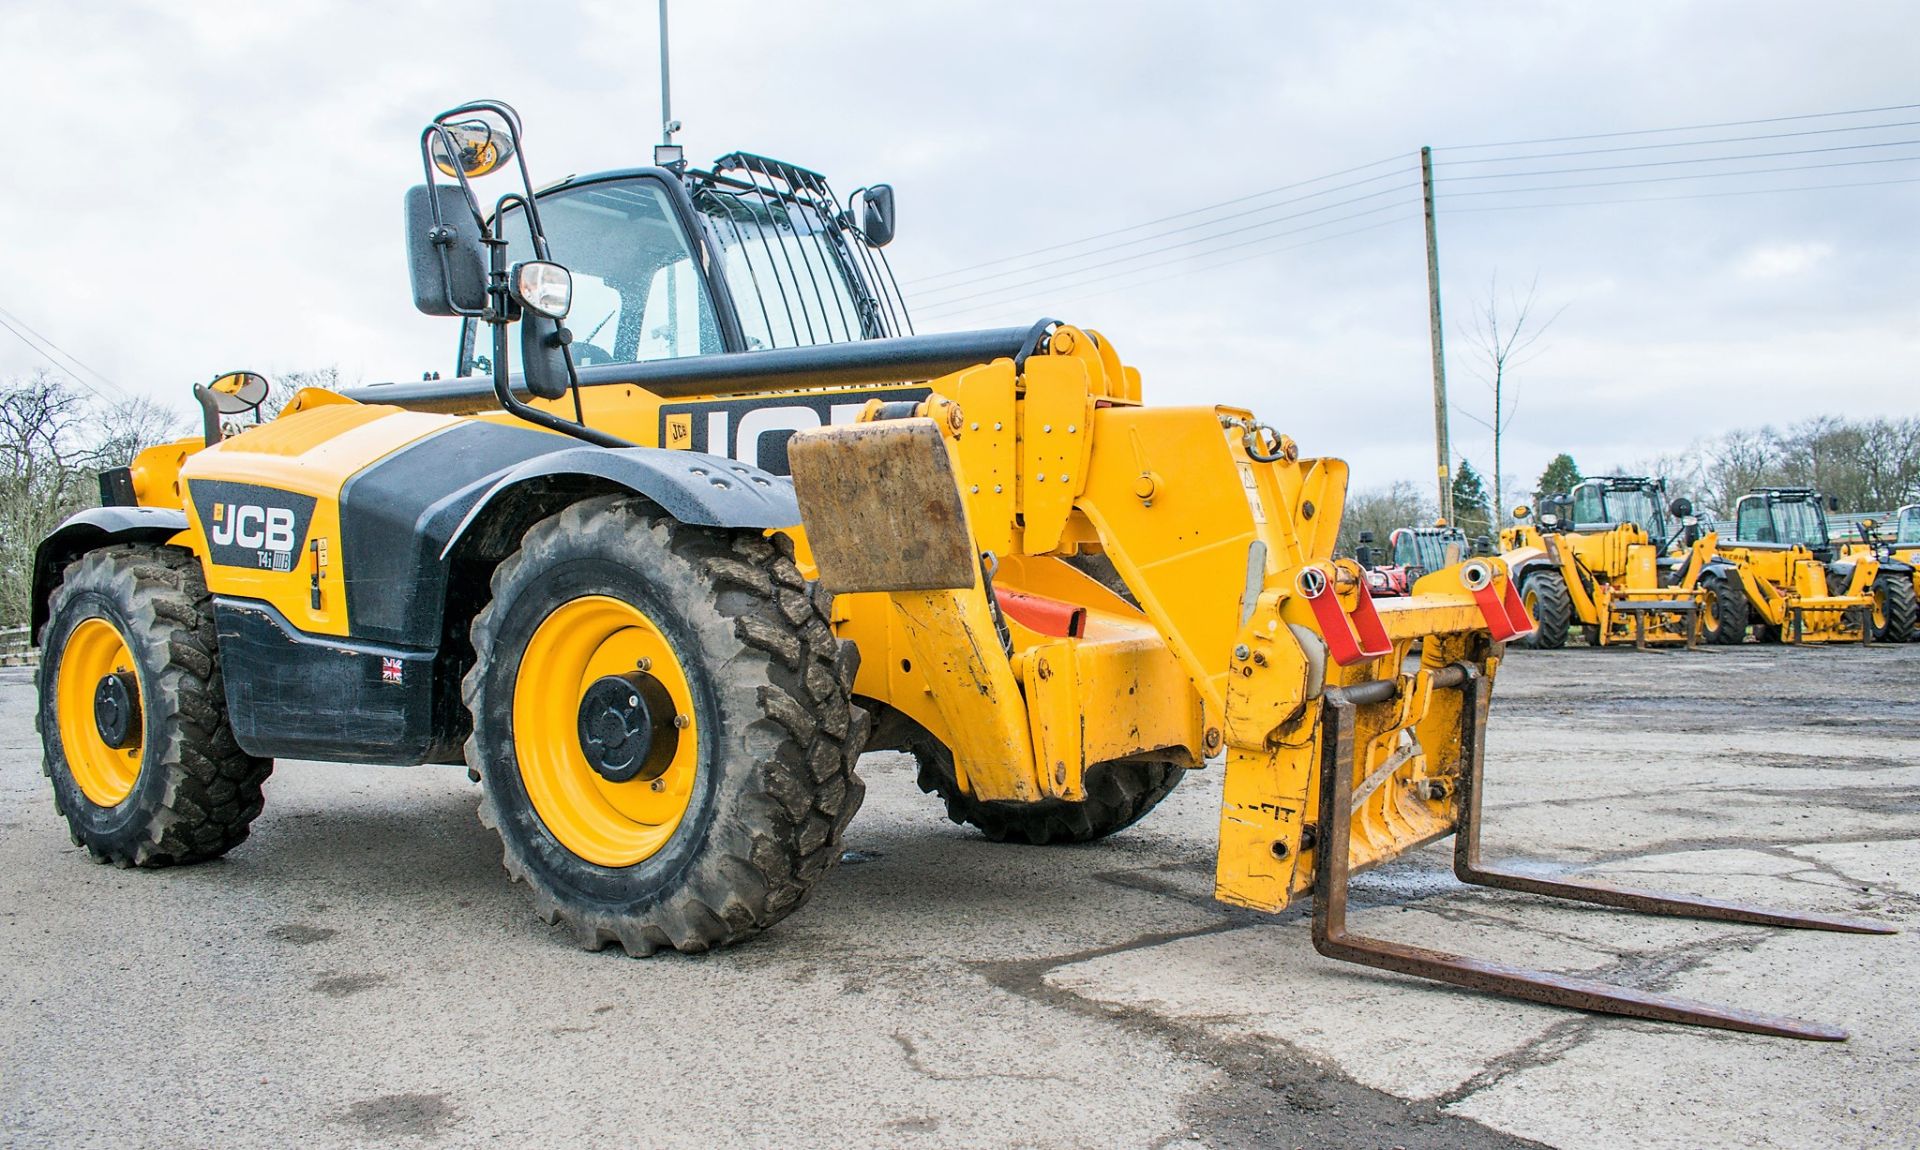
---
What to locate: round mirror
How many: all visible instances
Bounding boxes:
[207,371,271,414]
[1668,496,1694,519]
[430,115,516,179]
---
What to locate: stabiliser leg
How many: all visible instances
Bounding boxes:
[1310,667,1894,1041]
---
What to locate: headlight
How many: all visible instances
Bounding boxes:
[510,260,572,320]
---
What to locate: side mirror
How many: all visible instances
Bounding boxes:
[192,370,272,446]
[860,184,896,248]
[1827,495,1841,512]
[1668,496,1693,518]
[521,315,576,401]
[405,184,488,316]
[1512,505,1531,520]
[1357,530,1376,544]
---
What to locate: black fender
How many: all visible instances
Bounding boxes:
[1876,557,1914,578]
[441,445,799,561]
[1697,557,1743,585]
[31,506,190,642]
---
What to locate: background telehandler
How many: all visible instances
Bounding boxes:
[1355,523,1467,598]
[1712,487,1903,644]
[1498,476,1724,648]
[30,102,1887,1039]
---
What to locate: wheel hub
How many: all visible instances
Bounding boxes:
[576,673,678,783]
[92,670,140,750]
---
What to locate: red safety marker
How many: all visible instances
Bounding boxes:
[1462,561,1536,642]
[1298,565,1393,666]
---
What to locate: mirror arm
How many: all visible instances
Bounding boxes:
[192,384,224,446]
[485,257,631,450]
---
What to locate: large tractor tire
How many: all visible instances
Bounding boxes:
[36,545,272,866]
[1514,569,1573,650]
[1873,572,1918,643]
[1698,571,1750,645]
[912,738,1183,845]
[463,496,867,955]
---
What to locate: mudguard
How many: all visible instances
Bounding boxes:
[441,444,800,562]
[31,507,189,641]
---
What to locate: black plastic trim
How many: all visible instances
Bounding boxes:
[213,597,453,765]
[345,325,1040,412]
[30,507,188,642]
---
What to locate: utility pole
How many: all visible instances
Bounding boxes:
[1421,146,1452,524]
[658,0,679,146]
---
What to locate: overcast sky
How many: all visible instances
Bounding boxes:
[4,1,1915,506]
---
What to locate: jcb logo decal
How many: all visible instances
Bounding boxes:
[659,388,931,475]
[189,480,317,573]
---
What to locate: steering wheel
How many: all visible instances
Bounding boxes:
[570,342,615,367]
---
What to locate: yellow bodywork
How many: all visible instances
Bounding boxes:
[786,326,1509,915]
[1712,541,1877,643]
[1499,521,1708,646]
[124,328,1511,919]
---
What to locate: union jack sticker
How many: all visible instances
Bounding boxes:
[381,656,404,685]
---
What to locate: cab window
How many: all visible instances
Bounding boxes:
[1735,497,1773,543]
[468,176,722,375]
[1571,484,1605,525]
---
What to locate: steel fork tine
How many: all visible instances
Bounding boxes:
[1309,678,1872,1041]
[1451,671,1897,936]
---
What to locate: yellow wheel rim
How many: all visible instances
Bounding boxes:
[513,595,700,867]
[56,617,144,807]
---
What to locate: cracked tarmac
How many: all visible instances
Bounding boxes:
[1,643,1914,1148]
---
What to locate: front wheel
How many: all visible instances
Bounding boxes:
[37,545,271,866]
[1873,573,1918,643]
[463,496,867,955]
[1699,572,1750,645]
[1515,570,1572,650]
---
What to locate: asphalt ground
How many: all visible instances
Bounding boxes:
[2,643,1915,1149]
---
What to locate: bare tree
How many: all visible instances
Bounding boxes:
[91,394,189,468]
[1456,275,1562,530]
[0,372,98,626]
[1339,479,1436,556]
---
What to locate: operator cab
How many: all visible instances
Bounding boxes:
[1567,477,1672,541]
[459,153,907,380]
[1895,504,1920,547]
[1388,526,1466,576]
[1733,487,1839,559]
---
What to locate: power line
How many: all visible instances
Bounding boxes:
[1437,101,1920,151]
[915,182,1418,305]
[905,151,1413,285]
[0,307,124,399]
[1435,174,1920,213]
[921,215,1420,326]
[913,167,1412,298]
[920,212,1419,323]
[1437,153,1920,198]
[916,196,1414,313]
[1434,137,1920,183]
[1432,118,1920,166]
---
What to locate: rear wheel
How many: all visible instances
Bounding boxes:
[1515,569,1572,650]
[463,496,867,954]
[911,737,1182,845]
[1698,572,1750,645]
[1873,572,1918,643]
[36,545,271,866]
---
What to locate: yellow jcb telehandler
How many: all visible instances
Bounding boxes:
[1710,488,1892,644]
[1497,476,1720,648]
[31,102,1889,1039]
